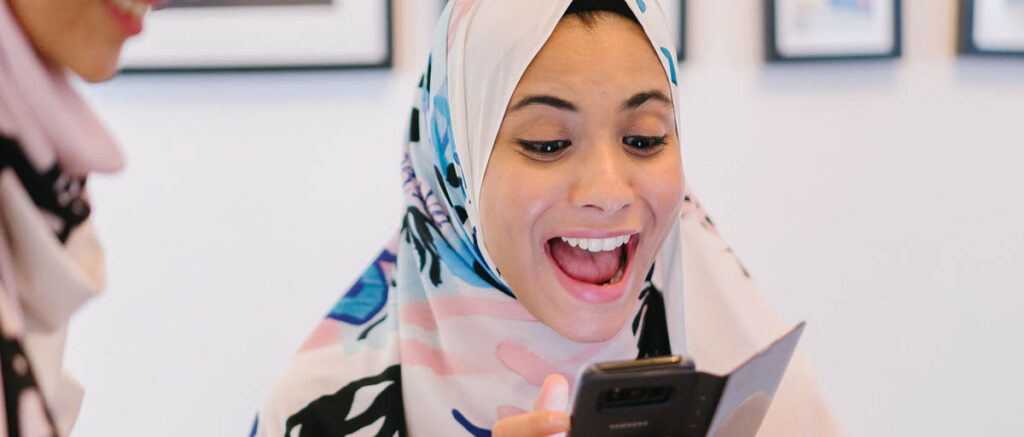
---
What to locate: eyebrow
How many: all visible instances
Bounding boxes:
[508,90,672,113]
[509,95,578,112]
[623,90,672,110]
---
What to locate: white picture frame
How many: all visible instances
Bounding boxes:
[960,0,1024,56]
[658,0,687,60]
[120,0,392,72]
[766,0,902,61]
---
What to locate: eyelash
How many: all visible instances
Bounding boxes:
[516,135,668,159]
[517,140,572,156]
[623,135,668,152]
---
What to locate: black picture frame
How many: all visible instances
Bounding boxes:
[120,0,393,74]
[662,0,687,61]
[959,0,1024,57]
[766,0,902,62]
[679,0,686,61]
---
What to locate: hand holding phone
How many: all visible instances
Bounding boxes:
[566,323,806,437]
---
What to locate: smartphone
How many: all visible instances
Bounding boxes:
[568,355,724,437]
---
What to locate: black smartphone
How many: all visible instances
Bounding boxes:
[568,355,724,437]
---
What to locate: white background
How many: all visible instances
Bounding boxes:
[66,0,1024,435]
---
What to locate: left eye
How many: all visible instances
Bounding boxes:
[623,135,668,150]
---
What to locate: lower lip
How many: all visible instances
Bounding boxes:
[104,0,145,37]
[545,236,640,305]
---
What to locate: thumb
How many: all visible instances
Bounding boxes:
[534,374,570,413]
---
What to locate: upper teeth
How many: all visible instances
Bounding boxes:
[112,0,149,18]
[560,235,630,253]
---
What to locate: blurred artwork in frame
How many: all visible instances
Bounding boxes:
[120,0,392,72]
[434,0,686,60]
[960,0,1024,56]
[766,0,902,61]
[658,0,687,60]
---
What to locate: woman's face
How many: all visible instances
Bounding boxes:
[480,13,683,343]
[7,0,154,81]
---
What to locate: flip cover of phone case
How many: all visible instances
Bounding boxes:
[703,322,805,437]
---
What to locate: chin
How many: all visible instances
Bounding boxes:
[68,47,123,82]
[543,277,646,344]
[73,61,120,82]
[554,315,630,343]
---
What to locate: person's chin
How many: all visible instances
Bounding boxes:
[75,61,120,82]
[70,48,123,82]
[549,306,632,343]
[537,287,637,343]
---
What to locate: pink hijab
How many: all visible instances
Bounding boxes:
[0,1,122,435]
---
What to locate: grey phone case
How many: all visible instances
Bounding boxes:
[568,355,724,437]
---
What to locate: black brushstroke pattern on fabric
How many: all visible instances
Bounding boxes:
[433,166,454,207]
[425,57,432,91]
[632,266,671,358]
[0,314,58,435]
[454,206,468,224]
[398,167,505,291]
[445,163,461,188]
[409,109,420,142]
[473,261,513,297]
[358,315,388,341]
[401,207,443,286]
[0,134,90,243]
[285,364,406,436]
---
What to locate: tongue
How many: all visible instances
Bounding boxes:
[549,239,621,284]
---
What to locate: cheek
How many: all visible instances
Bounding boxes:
[480,152,562,276]
[18,0,127,81]
[640,151,684,228]
[69,1,128,81]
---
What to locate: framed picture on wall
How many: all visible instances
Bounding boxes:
[120,0,392,72]
[766,0,902,61]
[959,0,1024,56]
[659,0,687,60]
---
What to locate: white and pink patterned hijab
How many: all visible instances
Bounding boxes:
[0,0,123,435]
[254,1,840,436]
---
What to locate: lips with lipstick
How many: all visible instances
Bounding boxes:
[105,0,159,37]
[546,233,639,305]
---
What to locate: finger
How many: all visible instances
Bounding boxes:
[492,411,570,437]
[534,374,570,412]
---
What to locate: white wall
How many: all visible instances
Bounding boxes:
[66,0,1024,435]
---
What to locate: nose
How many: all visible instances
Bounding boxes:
[569,143,635,215]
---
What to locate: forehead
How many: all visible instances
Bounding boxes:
[513,14,670,99]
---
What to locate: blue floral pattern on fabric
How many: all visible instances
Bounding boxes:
[659,47,677,85]
[405,57,507,294]
[327,248,397,325]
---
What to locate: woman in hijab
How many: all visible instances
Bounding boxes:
[254,1,841,435]
[0,0,153,434]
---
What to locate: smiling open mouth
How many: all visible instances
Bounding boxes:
[547,234,635,286]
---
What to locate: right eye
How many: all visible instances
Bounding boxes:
[516,140,572,160]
